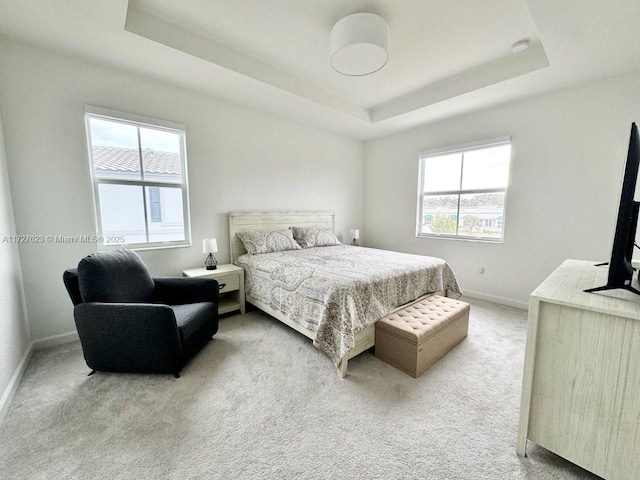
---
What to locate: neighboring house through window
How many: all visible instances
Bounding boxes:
[417,137,511,242]
[85,106,191,249]
[149,187,162,223]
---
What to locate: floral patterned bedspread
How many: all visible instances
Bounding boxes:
[234,245,461,365]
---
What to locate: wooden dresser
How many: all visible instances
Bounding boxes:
[517,259,640,479]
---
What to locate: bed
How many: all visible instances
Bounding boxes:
[229,211,461,377]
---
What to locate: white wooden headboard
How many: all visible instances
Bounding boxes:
[228,211,335,262]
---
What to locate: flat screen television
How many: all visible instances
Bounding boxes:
[585,122,640,296]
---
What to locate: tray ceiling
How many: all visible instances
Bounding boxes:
[0,0,638,139]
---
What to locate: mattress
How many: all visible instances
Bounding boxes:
[234,245,461,365]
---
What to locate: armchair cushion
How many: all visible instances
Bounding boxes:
[78,249,155,303]
[172,302,218,340]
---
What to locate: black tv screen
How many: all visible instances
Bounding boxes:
[586,122,640,296]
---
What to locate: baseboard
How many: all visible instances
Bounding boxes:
[32,330,79,350]
[0,343,33,423]
[461,289,529,311]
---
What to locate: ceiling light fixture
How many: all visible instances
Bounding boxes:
[511,39,529,54]
[331,13,389,76]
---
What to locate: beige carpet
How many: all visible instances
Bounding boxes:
[0,298,600,479]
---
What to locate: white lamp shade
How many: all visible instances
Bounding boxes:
[203,238,218,254]
[331,13,389,76]
[350,229,360,239]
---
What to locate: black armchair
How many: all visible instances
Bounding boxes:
[63,249,219,377]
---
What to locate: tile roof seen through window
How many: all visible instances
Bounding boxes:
[92,146,181,175]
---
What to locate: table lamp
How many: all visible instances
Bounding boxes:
[203,238,218,270]
[350,229,359,246]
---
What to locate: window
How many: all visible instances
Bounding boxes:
[85,106,191,249]
[417,137,511,242]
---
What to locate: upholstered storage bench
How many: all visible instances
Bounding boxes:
[375,295,470,378]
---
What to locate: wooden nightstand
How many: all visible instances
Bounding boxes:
[182,264,245,315]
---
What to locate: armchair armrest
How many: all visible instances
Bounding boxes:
[63,268,83,306]
[74,302,183,374]
[153,277,219,305]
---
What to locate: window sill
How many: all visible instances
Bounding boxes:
[416,234,504,244]
[98,242,192,252]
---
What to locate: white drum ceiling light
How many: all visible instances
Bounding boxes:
[331,13,390,76]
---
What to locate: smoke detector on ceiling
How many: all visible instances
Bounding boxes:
[511,39,529,54]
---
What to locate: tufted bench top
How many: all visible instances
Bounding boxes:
[377,295,470,344]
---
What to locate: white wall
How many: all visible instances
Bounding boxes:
[0,109,31,417]
[0,40,364,342]
[364,73,640,307]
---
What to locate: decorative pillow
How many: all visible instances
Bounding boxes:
[237,229,302,255]
[291,227,341,248]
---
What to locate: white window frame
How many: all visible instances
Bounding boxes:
[416,136,511,243]
[84,106,192,251]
